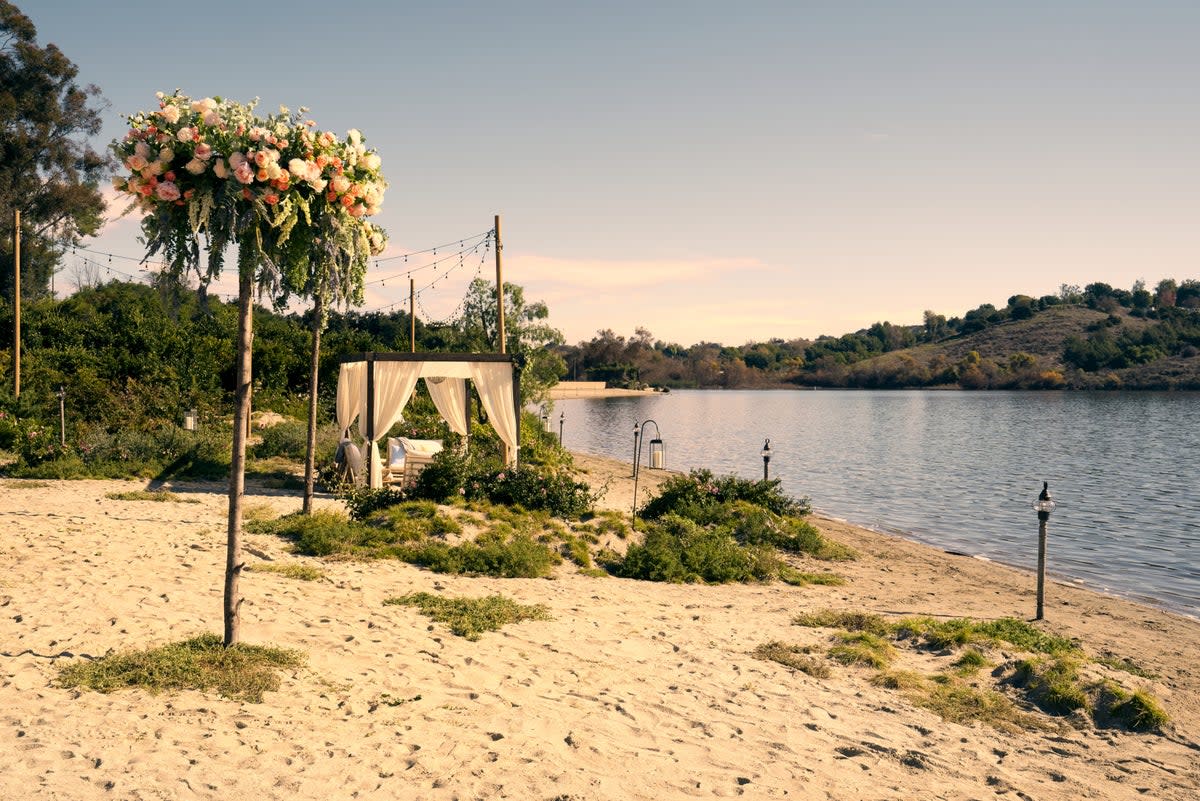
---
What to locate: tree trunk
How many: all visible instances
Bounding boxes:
[302,290,326,514]
[224,268,254,647]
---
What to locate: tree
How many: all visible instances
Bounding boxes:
[0,1,108,299]
[113,92,386,646]
[456,277,564,402]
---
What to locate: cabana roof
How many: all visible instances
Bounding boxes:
[336,352,521,487]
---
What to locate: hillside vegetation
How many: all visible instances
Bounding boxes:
[560,280,1200,391]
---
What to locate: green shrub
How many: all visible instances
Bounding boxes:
[397,528,561,578]
[639,469,809,521]
[341,485,408,521]
[615,514,777,584]
[254,420,308,459]
[259,510,374,557]
[464,463,596,518]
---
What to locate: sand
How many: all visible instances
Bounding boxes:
[1,455,1198,800]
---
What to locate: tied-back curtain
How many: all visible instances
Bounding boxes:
[336,362,366,437]
[368,361,422,487]
[425,377,468,436]
[469,362,518,465]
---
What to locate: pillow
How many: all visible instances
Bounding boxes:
[399,437,443,456]
[387,437,405,468]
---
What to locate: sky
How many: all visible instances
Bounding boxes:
[23,1,1200,346]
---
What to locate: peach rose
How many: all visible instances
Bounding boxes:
[155,182,181,201]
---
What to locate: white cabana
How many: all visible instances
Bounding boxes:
[336,353,521,488]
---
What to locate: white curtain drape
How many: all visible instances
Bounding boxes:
[425,377,468,435]
[469,362,518,465]
[367,361,422,487]
[336,362,365,437]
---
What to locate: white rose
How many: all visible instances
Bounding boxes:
[330,174,350,194]
[203,110,221,127]
[347,129,362,146]
[158,147,175,163]
[160,105,181,124]
[362,152,381,171]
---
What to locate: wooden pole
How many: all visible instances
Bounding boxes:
[494,214,505,353]
[410,278,416,352]
[13,209,20,400]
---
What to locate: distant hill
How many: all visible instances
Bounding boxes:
[793,305,1200,390]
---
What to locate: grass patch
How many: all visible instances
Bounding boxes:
[385,592,551,641]
[870,670,928,691]
[894,616,1078,655]
[246,562,326,581]
[1096,654,1158,679]
[778,567,845,587]
[56,633,304,703]
[952,648,989,674]
[1108,688,1170,731]
[792,609,892,636]
[105,489,200,503]
[0,479,52,489]
[914,681,1032,730]
[829,631,895,668]
[1011,656,1091,714]
[752,641,831,678]
[395,528,561,578]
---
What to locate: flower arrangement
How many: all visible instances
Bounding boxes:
[112,91,387,300]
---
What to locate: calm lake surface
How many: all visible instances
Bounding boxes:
[555,390,1200,619]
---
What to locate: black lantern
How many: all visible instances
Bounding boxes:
[1034,481,1055,521]
[761,438,772,480]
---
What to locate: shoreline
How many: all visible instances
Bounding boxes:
[1,469,1198,799]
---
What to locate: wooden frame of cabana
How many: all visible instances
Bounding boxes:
[336,352,522,488]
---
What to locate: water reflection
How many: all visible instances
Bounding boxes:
[558,390,1200,618]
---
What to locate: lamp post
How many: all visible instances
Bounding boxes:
[183,408,198,432]
[761,438,772,481]
[558,411,564,446]
[631,419,664,522]
[56,385,66,447]
[1033,481,1056,620]
[632,422,640,479]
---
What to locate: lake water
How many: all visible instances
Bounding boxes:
[554,390,1200,619]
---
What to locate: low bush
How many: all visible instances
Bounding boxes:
[253,419,309,460]
[752,641,830,678]
[396,528,560,578]
[614,514,779,584]
[638,469,809,521]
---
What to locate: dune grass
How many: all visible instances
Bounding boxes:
[57,633,304,703]
[246,562,327,581]
[385,592,551,641]
[788,607,1169,732]
[751,641,831,678]
[105,489,201,503]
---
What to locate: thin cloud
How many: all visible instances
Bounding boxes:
[512,253,767,291]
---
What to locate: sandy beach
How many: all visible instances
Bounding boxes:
[2,454,1198,800]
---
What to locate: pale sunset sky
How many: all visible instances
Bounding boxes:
[24,1,1200,346]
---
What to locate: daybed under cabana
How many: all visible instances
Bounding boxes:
[336,353,521,488]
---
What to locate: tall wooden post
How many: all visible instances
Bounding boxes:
[12,210,20,400]
[410,278,416,352]
[494,214,505,353]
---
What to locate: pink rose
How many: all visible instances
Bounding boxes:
[125,154,148,172]
[185,158,206,175]
[213,158,229,179]
[234,162,255,184]
[194,143,213,160]
[155,181,181,201]
[176,127,197,143]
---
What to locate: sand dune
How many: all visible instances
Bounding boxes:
[1,459,1197,800]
